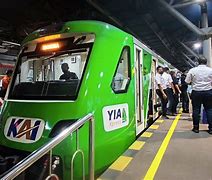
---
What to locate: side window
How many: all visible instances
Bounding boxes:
[112,47,131,93]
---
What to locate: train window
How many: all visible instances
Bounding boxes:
[9,34,94,100]
[111,46,130,93]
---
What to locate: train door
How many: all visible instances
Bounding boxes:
[134,45,144,135]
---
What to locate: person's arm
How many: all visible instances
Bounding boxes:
[73,73,78,80]
[2,77,9,90]
[156,74,167,99]
[69,72,78,80]
[185,71,192,84]
[158,84,167,99]
[175,84,181,94]
[174,78,181,94]
[168,75,175,94]
[171,82,176,94]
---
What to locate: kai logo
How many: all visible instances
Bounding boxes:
[4,117,45,143]
[103,104,129,132]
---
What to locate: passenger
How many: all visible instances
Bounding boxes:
[170,71,181,115]
[112,72,125,91]
[148,89,153,121]
[59,63,78,81]
[155,66,169,119]
[180,72,189,113]
[162,67,175,115]
[185,56,212,134]
[0,69,13,98]
[187,84,193,117]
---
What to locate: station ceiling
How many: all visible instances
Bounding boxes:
[0,0,211,71]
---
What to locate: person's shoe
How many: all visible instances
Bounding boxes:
[154,104,161,112]
[162,115,169,119]
[208,129,212,134]
[166,112,173,116]
[192,127,199,133]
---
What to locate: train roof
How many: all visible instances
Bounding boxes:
[22,20,131,45]
[22,20,177,70]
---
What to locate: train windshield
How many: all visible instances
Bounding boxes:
[9,34,94,100]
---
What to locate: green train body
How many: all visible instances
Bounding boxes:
[0,21,171,179]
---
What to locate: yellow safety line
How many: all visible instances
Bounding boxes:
[156,119,164,123]
[129,141,145,150]
[141,132,153,138]
[143,113,182,180]
[149,125,159,130]
[109,156,133,171]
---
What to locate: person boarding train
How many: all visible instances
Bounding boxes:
[155,66,169,119]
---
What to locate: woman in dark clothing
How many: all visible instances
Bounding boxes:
[170,71,181,115]
[180,73,189,113]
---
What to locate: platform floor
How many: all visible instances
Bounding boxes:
[98,112,212,180]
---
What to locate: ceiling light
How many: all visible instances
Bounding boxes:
[193,42,202,49]
[196,0,206,2]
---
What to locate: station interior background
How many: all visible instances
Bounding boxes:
[0,0,212,73]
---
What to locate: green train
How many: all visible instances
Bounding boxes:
[0,21,173,179]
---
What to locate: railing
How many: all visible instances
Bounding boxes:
[0,113,95,180]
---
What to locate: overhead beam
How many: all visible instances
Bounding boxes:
[201,2,212,67]
[179,42,199,58]
[86,0,122,27]
[1,40,20,47]
[172,1,208,9]
[179,42,200,59]
[182,52,196,67]
[87,0,188,69]
[144,38,162,43]
[143,14,175,55]
[86,0,139,39]
[0,54,17,63]
[158,0,211,39]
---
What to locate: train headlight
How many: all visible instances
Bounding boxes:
[49,120,78,138]
[41,42,61,51]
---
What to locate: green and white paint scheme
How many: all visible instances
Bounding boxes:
[0,21,171,179]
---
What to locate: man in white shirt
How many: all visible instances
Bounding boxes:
[185,56,212,134]
[162,67,176,115]
[155,66,169,119]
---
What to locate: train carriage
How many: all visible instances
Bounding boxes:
[0,21,172,179]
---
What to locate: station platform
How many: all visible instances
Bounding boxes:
[98,111,212,180]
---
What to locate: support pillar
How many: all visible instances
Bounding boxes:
[201,2,212,67]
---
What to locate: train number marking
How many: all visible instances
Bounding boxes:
[103,103,129,132]
[4,117,45,143]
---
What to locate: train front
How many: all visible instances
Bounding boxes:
[0,25,95,179]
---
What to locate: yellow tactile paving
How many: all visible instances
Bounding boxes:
[150,125,159,130]
[156,119,164,123]
[129,141,146,150]
[109,156,133,171]
[144,113,182,179]
[141,132,153,138]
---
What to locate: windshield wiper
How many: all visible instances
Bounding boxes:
[73,36,86,45]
